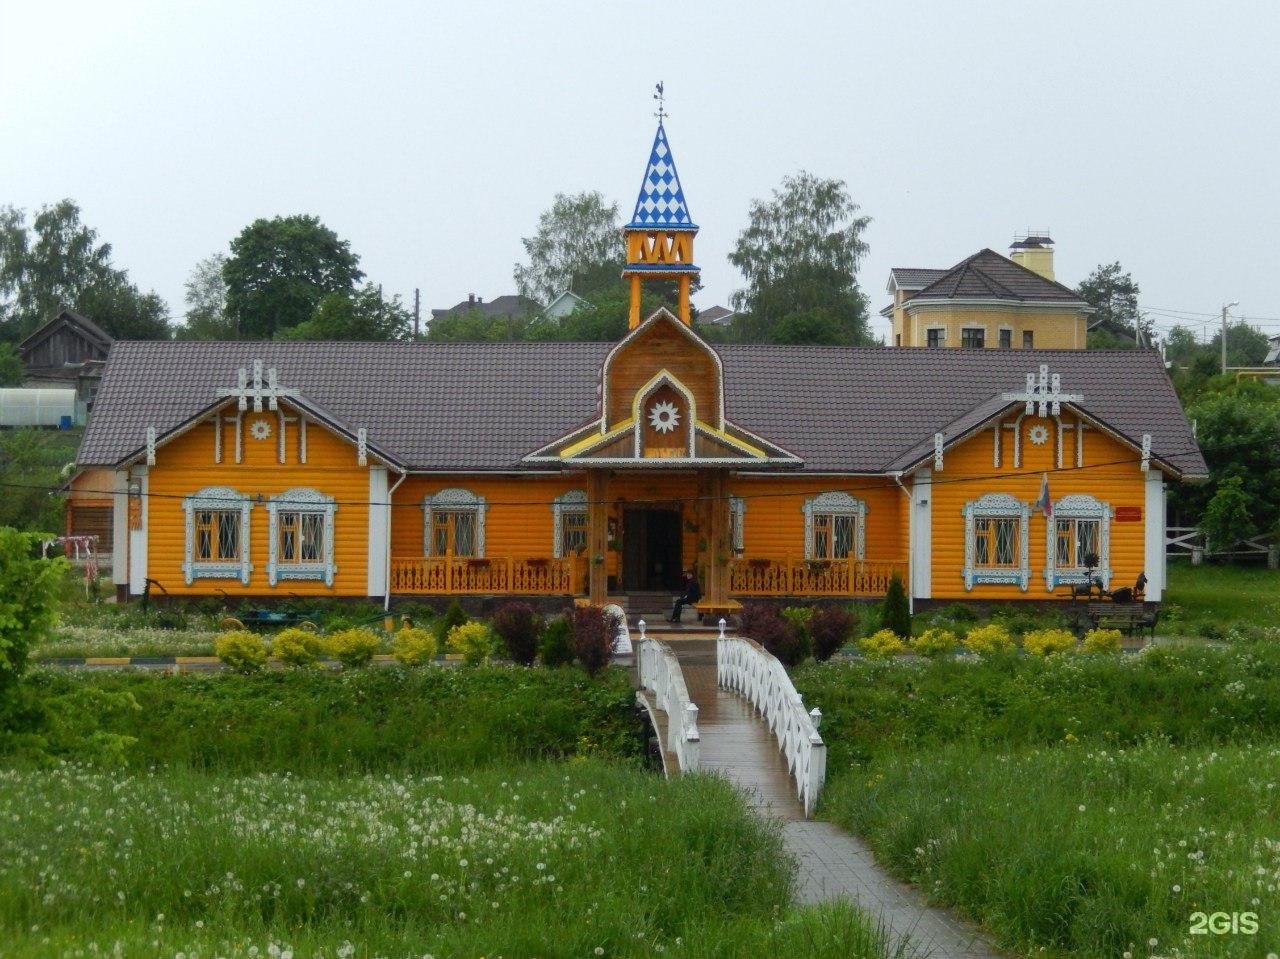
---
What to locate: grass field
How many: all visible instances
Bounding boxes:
[795,642,1280,958]
[1162,560,1280,637]
[0,761,896,959]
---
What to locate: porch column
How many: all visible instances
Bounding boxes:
[703,468,729,605]
[587,468,610,605]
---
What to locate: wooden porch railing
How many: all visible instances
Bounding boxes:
[389,556,588,594]
[728,558,906,597]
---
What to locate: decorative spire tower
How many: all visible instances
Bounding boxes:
[622,85,699,327]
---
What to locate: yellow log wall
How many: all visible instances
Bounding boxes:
[145,411,371,596]
[929,412,1151,600]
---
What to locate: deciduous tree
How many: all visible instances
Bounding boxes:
[728,172,872,345]
[0,200,169,340]
[1078,262,1145,347]
[223,215,364,340]
[513,192,624,306]
[279,284,411,341]
[178,254,236,340]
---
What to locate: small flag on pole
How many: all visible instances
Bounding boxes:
[1034,472,1052,517]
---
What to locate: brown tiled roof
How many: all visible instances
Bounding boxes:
[888,267,948,290]
[429,294,535,319]
[906,249,1087,306]
[79,341,1204,477]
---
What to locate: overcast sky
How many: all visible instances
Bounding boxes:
[4,1,1278,342]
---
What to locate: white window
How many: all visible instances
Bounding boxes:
[552,489,588,558]
[962,493,1031,590]
[182,486,253,585]
[803,492,866,560]
[424,488,487,557]
[1044,494,1112,591]
[266,488,337,587]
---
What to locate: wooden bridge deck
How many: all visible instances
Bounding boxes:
[647,637,1003,959]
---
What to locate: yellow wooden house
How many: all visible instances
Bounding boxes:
[71,122,1204,611]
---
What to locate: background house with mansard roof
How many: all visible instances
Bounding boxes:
[70,119,1203,613]
[884,234,1093,349]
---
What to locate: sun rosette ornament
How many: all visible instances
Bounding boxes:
[249,419,273,441]
[648,400,681,434]
[1028,424,1050,446]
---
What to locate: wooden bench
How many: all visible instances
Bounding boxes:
[694,599,742,625]
[1086,601,1159,638]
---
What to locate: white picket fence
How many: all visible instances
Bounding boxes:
[716,627,827,818]
[637,631,700,775]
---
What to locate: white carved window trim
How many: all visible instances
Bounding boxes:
[1044,494,1112,592]
[182,486,253,585]
[962,493,1031,591]
[551,488,588,558]
[729,495,746,554]
[802,491,867,560]
[266,487,337,587]
[423,487,487,557]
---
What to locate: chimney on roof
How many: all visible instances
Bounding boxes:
[1009,231,1055,280]
[468,293,476,305]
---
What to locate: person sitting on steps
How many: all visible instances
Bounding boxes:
[668,569,702,623]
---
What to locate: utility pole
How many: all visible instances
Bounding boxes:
[1221,300,1239,374]
[413,288,421,339]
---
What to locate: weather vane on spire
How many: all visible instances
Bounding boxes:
[653,81,667,122]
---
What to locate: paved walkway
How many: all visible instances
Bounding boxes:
[661,638,1003,959]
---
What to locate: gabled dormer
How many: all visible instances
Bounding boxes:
[525,309,799,468]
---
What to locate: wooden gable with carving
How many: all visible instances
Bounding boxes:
[525,309,800,469]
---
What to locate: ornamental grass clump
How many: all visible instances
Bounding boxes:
[962,622,1015,655]
[1081,627,1123,653]
[448,621,494,666]
[1022,627,1077,656]
[390,626,437,665]
[858,629,905,659]
[271,627,329,667]
[327,628,382,668]
[491,600,543,666]
[214,630,267,675]
[909,627,957,658]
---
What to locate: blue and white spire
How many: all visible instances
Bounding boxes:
[628,123,696,229]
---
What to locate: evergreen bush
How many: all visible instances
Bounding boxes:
[881,573,911,639]
[435,598,469,646]
[272,627,328,667]
[448,621,494,666]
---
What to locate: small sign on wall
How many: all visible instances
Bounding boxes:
[1115,506,1143,522]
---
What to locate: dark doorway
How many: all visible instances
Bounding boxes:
[622,508,683,591]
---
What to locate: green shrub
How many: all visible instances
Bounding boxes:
[808,605,855,661]
[214,631,267,675]
[858,629,905,659]
[435,598,468,645]
[0,528,67,691]
[448,621,493,665]
[1021,627,1078,656]
[327,628,382,668]
[909,627,956,658]
[271,627,328,667]
[962,622,1015,655]
[881,573,911,639]
[540,615,575,667]
[1081,627,1123,653]
[390,626,438,665]
[781,606,814,657]
[491,600,542,666]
